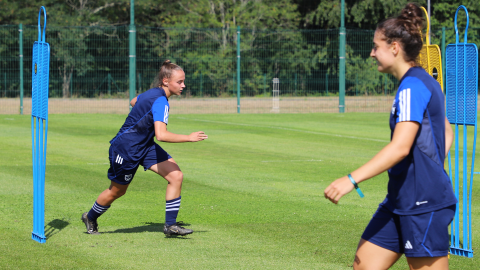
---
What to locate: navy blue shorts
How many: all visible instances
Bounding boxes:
[107,143,172,185]
[362,204,455,257]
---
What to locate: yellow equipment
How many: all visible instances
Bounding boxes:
[418,7,443,91]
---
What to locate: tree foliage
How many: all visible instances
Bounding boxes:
[1,0,480,30]
[1,0,480,98]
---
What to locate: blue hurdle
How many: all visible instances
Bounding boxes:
[31,6,50,244]
[445,5,478,258]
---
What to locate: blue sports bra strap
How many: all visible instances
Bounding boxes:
[454,5,469,44]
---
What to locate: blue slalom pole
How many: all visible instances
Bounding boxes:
[446,5,477,258]
[31,6,50,244]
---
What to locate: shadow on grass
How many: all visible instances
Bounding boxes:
[103,222,207,239]
[45,219,70,239]
[104,222,166,233]
[448,234,464,249]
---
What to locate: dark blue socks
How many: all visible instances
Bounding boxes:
[165,196,181,226]
[86,197,181,225]
[87,201,110,221]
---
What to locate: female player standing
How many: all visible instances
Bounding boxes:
[82,60,208,236]
[324,3,456,270]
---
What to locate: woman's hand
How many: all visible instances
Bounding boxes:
[324,176,355,204]
[188,131,208,142]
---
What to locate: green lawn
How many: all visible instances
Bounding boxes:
[0,113,478,269]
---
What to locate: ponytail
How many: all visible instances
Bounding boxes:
[150,60,184,88]
[376,3,425,63]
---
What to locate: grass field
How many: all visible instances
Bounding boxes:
[1,113,479,269]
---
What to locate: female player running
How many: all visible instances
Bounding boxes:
[324,3,456,270]
[82,60,207,236]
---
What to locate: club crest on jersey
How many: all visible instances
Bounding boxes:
[125,174,133,182]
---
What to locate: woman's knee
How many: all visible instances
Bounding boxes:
[166,170,183,185]
[109,188,127,199]
[108,183,128,199]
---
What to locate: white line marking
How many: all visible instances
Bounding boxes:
[175,117,389,143]
[261,159,322,163]
[87,163,109,165]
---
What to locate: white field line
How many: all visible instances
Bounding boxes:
[34,163,109,166]
[261,159,322,163]
[175,117,390,143]
[87,163,109,165]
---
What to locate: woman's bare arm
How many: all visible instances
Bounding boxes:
[154,121,208,143]
[445,117,453,157]
[130,96,138,108]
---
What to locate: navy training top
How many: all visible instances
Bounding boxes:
[109,87,170,162]
[382,67,457,215]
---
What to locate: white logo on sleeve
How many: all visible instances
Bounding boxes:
[405,240,413,249]
[416,201,428,205]
[163,105,169,124]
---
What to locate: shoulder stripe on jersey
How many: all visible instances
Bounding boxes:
[399,88,411,121]
[163,105,169,123]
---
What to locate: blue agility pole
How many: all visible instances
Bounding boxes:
[31,6,50,244]
[446,5,478,258]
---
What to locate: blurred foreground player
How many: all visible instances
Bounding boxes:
[324,3,456,270]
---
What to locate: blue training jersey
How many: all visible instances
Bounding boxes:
[109,87,170,162]
[382,67,457,215]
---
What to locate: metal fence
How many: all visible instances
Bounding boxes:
[0,24,477,114]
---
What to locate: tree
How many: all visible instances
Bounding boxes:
[134,0,306,97]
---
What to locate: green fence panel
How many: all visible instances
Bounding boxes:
[1,25,479,114]
[0,26,20,98]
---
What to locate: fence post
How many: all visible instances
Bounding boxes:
[129,0,136,109]
[138,73,141,93]
[236,26,241,113]
[263,73,266,97]
[384,74,387,96]
[355,73,358,96]
[19,24,23,114]
[326,73,328,96]
[338,0,346,113]
[200,72,203,97]
[442,27,446,92]
[294,73,297,96]
[108,73,111,95]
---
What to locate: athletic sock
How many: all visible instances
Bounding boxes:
[165,196,181,226]
[87,201,110,221]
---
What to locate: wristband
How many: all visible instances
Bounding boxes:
[348,174,364,198]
